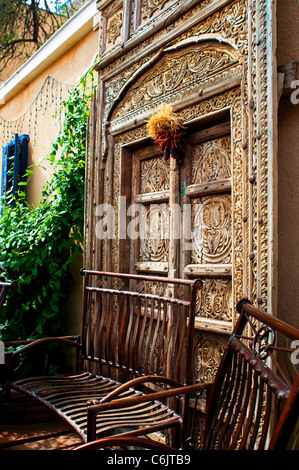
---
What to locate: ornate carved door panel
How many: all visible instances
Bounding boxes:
[131,146,170,276]
[183,121,233,334]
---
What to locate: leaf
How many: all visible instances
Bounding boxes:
[36,322,43,334]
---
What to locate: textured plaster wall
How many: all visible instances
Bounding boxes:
[277,0,299,327]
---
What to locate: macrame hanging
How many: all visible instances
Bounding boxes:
[146,103,186,161]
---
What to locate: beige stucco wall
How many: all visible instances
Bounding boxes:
[0,28,98,206]
[277,0,299,328]
[0,26,99,337]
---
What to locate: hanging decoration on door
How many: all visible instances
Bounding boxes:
[146,103,186,161]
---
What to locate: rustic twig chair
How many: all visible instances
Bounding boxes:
[84,298,299,450]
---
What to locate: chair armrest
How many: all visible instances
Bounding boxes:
[4,336,82,385]
[5,335,81,357]
[89,380,211,413]
[87,379,213,441]
[99,374,186,404]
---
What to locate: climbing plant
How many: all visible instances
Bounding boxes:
[0,67,95,343]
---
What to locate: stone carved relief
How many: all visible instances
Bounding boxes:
[191,137,231,184]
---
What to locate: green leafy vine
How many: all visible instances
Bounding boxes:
[0,67,95,343]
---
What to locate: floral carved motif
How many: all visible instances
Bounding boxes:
[140,156,170,193]
[192,332,227,383]
[191,196,232,265]
[114,46,239,119]
[195,278,232,322]
[142,0,169,19]
[107,11,123,44]
[139,204,170,262]
[192,136,231,184]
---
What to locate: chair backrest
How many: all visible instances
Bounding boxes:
[80,270,202,385]
[203,299,299,450]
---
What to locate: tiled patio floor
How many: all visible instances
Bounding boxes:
[0,390,83,450]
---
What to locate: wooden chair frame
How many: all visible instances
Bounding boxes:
[85,298,299,450]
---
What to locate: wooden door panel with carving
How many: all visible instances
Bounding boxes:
[86,0,277,448]
[182,121,233,332]
[132,146,170,275]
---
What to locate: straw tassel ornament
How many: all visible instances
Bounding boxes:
[146,104,186,161]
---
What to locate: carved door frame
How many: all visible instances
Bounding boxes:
[85,0,278,384]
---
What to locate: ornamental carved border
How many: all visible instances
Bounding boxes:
[102,0,248,117]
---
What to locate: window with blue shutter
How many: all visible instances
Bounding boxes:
[1,134,29,207]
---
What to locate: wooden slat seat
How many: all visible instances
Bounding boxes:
[11,372,181,442]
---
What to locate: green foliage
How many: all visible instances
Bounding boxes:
[0,67,94,343]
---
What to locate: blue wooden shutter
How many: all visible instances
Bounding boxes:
[1,134,29,207]
[1,144,8,203]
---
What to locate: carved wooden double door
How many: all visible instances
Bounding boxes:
[128,120,232,336]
